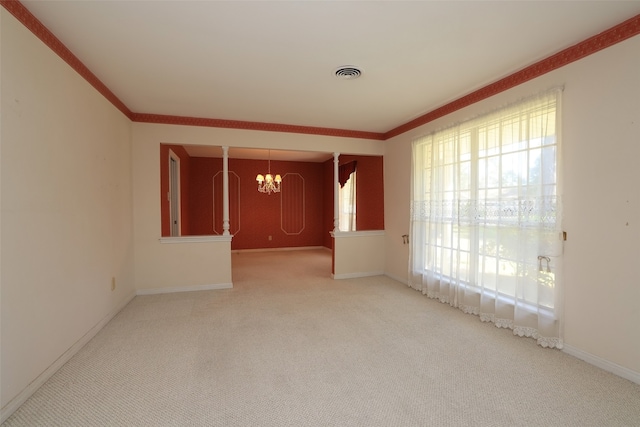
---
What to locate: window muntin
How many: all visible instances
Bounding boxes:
[417,98,558,309]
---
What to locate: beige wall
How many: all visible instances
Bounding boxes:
[332,231,385,279]
[1,10,135,413]
[3,2,639,419]
[384,35,640,376]
[132,123,384,291]
[0,8,387,410]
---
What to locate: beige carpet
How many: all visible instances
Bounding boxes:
[3,249,640,426]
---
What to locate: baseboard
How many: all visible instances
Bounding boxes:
[136,282,233,295]
[381,271,640,386]
[563,344,640,385]
[0,291,136,424]
[232,246,327,254]
[331,271,384,280]
[384,272,409,285]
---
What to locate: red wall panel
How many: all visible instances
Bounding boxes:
[161,147,384,248]
[280,173,306,235]
[188,157,240,236]
[188,157,325,250]
[341,155,385,231]
[232,159,325,250]
[321,155,385,247]
[188,157,220,235]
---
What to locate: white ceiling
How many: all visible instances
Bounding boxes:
[18,1,640,138]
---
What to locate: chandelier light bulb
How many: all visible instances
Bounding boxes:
[257,150,282,194]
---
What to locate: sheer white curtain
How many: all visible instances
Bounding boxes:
[409,89,563,348]
[339,170,357,232]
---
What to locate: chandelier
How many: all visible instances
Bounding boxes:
[256,150,282,194]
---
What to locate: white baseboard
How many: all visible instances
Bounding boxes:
[232,246,327,254]
[563,344,640,385]
[382,273,640,385]
[0,291,136,424]
[385,272,409,285]
[136,282,233,295]
[332,271,384,280]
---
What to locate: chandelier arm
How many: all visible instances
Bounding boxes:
[256,149,281,194]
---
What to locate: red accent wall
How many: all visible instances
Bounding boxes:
[322,155,385,247]
[188,157,221,236]
[187,157,326,250]
[341,155,385,231]
[161,148,384,248]
[160,144,191,237]
[187,157,244,237]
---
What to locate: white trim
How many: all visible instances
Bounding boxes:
[159,235,232,244]
[332,271,384,280]
[0,291,136,424]
[232,246,326,254]
[385,272,409,285]
[136,282,233,295]
[331,230,385,238]
[213,170,241,235]
[168,149,181,237]
[563,344,640,385]
[280,173,305,235]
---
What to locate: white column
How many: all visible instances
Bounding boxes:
[333,152,340,232]
[222,146,230,236]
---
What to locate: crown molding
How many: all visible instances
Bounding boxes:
[131,113,386,140]
[0,0,133,119]
[2,0,638,140]
[384,13,640,139]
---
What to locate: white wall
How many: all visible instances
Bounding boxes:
[132,123,384,292]
[384,35,640,376]
[4,2,636,419]
[0,10,135,415]
[332,231,385,279]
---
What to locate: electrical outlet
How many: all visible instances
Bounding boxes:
[268,235,272,241]
[111,277,116,291]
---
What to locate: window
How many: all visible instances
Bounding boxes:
[339,169,356,232]
[168,150,181,237]
[409,89,563,348]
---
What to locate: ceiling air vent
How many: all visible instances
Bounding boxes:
[334,66,362,80]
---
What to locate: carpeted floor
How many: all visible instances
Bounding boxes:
[3,249,640,426]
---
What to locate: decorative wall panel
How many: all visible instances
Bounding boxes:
[177,156,324,249]
[280,173,305,235]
